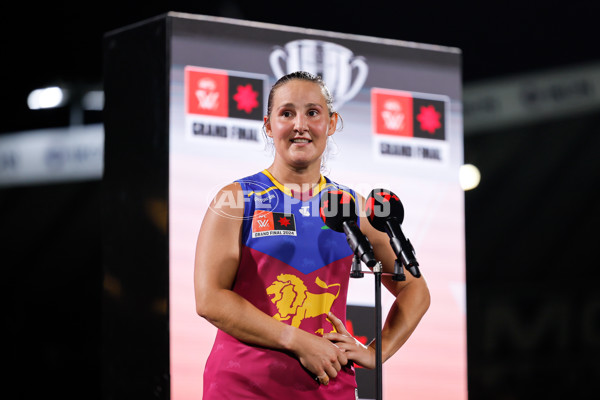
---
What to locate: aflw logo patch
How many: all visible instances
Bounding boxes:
[252,211,296,238]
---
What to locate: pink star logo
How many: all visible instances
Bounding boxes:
[233,84,259,114]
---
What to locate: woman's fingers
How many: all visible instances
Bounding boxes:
[296,330,349,384]
[327,311,348,334]
[324,331,348,342]
[323,312,377,369]
[316,358,343,386]
[316,372,329,385]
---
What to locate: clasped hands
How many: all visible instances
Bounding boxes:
[298,311,375,386]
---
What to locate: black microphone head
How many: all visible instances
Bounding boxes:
[320,189,357,233]
[365,189,404,232]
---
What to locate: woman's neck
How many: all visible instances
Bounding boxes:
[266,161,322,187]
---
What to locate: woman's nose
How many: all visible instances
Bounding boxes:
[294,114,308,132]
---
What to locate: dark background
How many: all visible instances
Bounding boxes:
[3,1,600,399]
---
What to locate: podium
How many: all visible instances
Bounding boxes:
[102,12,463,400]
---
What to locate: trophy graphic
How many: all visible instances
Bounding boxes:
[269,39,368,110]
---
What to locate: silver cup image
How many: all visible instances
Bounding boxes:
[270,39,368,110]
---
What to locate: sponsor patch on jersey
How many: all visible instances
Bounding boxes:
[252,211,297,237]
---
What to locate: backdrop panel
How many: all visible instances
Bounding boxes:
[167,13,465,400]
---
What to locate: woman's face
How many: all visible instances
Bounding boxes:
[264,79,337,170]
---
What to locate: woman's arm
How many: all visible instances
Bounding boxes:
[324,192,431,368]
[194,182,348,381]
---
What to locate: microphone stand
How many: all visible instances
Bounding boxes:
[351,255,383,400]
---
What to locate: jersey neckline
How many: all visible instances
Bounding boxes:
[261,169,331,201]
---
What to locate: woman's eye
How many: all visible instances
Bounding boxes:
[308,110,319,117]
[282,111,293,117]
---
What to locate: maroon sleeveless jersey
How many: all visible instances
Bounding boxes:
[203,170,359,399]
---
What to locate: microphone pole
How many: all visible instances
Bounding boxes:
[373,260,383,400]
[347,254,383,400]
[320,190,383,400]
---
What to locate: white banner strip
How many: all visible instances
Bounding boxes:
[0,124,104,187]
[463,62,600,134]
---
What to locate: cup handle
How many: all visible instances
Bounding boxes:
[269,47,288,79]
[337,57,369,104]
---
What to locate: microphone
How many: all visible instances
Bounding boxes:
[320,189,377,269]
[365,189,421,278]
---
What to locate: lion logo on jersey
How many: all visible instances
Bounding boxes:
[266,274,341,333]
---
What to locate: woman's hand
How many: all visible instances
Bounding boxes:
[323,312,376,370]
[289,326,349,385]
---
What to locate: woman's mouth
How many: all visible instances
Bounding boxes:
[291,138,311,144]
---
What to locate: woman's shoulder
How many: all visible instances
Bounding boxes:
[234,170,275,193]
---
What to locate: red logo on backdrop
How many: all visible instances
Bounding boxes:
[372,89,413,137]
[416,105,442,133]
[185,66,265,121]
[233,84,259,114]
[186,67,229,117]
[413,97,445,140]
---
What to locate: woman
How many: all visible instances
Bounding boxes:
[194,71,430,399]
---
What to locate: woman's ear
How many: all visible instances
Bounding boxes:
[264,116,273,137]
[328,112,339,136]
